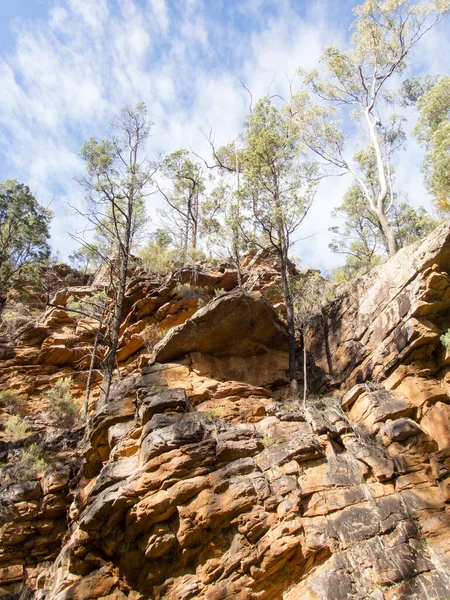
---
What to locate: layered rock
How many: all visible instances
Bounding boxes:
[44,379,450,600]
[2,230,450,599]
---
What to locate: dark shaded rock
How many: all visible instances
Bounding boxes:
[138,388,187,425]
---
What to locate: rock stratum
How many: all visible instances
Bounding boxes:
[1,227,450,599]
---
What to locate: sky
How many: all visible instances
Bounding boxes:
[0,0,449,272]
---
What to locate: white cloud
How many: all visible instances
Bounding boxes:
[0,0,448,268]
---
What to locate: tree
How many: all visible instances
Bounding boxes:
[293,271,334,405]
[329,147,438,279]
[413,75,450,212]
[330,186,438,280]
[158,150,206,262]
[238,97,316,396]
[0,180,51,302]
[77,103,155,403]
[290,0,449,257]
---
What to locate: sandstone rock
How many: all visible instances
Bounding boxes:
[420,401,450,449]
[153,290,289,363]
[138,388,187,424]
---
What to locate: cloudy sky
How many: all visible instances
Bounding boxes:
[0,0,449,272]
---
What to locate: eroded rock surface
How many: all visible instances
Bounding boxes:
[2,235,450,599]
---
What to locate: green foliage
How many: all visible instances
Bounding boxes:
[214,288,227,297]
[0,303,33,336]
[173,283,205,299]
[0,443,48,487]
[0,390,27,415]
[291,0,449,257]
[20,443,47,475]
[4,415,30,440]
[139,239,177,275]
[329,167,438,280]
[240,97,316,248]
[441,329,450,351]
[44,378,80,428]
[66,291,108,320]
[293,271,336,330]
[0,179,52,294]
[413,76,450,212]
[159,149,208,260]
[78,103,152,260]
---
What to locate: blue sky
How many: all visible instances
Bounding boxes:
[0,0,449,271]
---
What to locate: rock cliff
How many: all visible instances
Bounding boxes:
[1,229,450,600]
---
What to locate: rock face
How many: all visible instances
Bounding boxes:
[45,380,450,600]
[308,223,450,389]
[2,234,450,599]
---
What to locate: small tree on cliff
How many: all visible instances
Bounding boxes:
[0,180,52,304]
[77,103,155,403]
[239,97,317,396]
[289,0,449,257]
[158,150,206,262]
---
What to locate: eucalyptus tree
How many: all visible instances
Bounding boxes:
[0,180,51,302]
[290,0,449,257]
[77,103,155,403]
[413,75,450,212]
[158,150,205,262]
[239,97,317,396]
[329,146,438,279]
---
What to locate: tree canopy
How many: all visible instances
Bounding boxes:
[0,179,52,297]
[413,75,450,212]
[290,0,449,257]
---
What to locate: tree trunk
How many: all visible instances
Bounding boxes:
[376,206,398,257]
[102,253,128,404]
[191,189,198,251]
[84,323,101,418]
[364,108,399,257]
[279,239,299,397]
[303,331,307,408]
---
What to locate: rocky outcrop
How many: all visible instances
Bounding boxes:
[308,223,450,390]
[3,231,450,599]
[43,378,450,600]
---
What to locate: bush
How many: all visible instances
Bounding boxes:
[0,443,47,489]
[214,288,227,297]
[45,377,80,428]
[67,290,108,320]
[3,415,30,440]
[174,283,205,299]
[20,443,47,475]
[0,303,33,336]
[139,242,177,275]
[441,329,450,351]
[0,390,27,415]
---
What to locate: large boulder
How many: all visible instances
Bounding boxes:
[153,290,289,363]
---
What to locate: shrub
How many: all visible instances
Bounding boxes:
[20,443,47,475]
[139,242,177,275]
[0,390,27,415]
[3,415,30,440]
[441,329,450,351]
[0,443,47,488]
[45,377,80,428]
[0,303,33,336]
[67,290,108,320]
[214,288,227,297]
[174,283,205,299]
[140,324,165,352]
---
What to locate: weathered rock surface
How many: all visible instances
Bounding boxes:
[2,233,450,599]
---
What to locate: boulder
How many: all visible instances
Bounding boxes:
[153,290,289,363]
